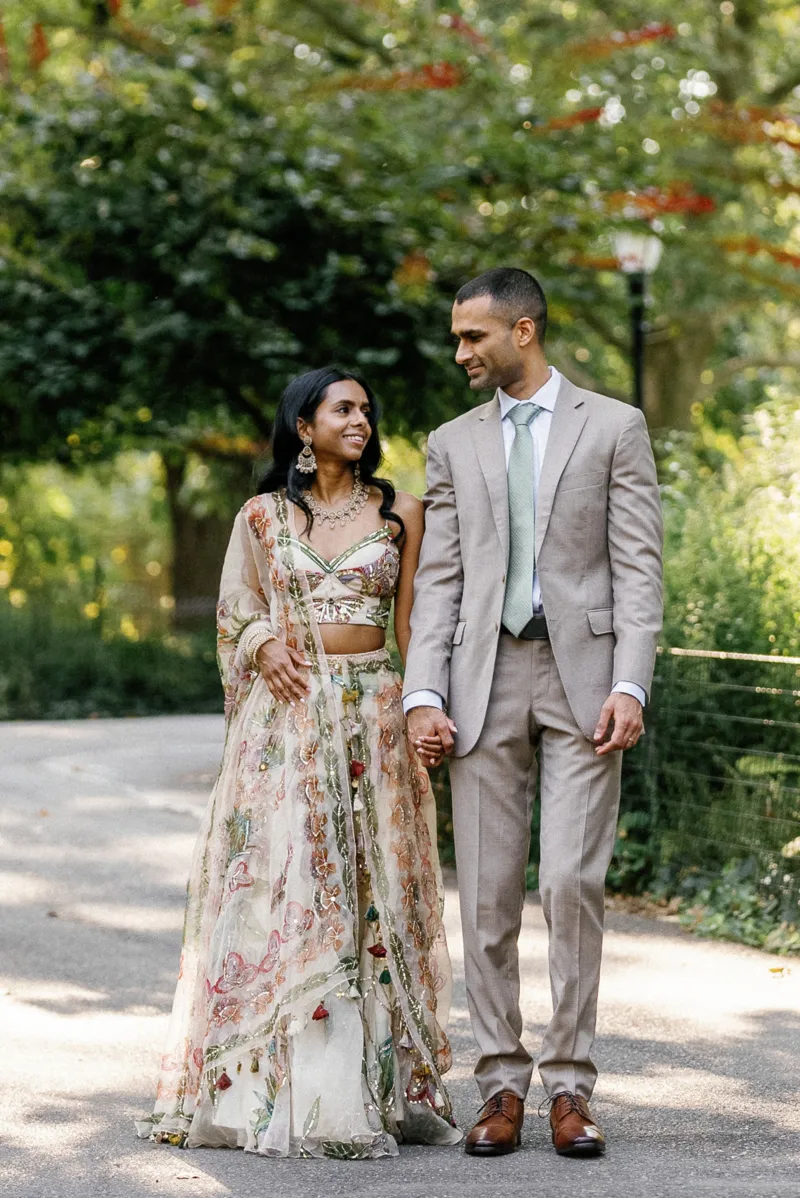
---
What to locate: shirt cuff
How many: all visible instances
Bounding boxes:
[402,689,445,715]
[612,680,647,708]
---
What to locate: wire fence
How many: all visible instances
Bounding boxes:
[626,647,800,933]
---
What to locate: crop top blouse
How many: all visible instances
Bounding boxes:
[289,525,401,629]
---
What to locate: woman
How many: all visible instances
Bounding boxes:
[136,366,460,1159]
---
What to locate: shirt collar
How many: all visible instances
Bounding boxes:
[498,367,561,418]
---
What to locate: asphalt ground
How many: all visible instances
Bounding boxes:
[2,715,799,1198]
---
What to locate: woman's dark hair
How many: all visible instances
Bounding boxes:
[256,366,405,540]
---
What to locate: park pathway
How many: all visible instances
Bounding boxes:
[1,715,798,1198]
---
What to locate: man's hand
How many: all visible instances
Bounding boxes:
[594,692,644,756]
[407,706,458,769]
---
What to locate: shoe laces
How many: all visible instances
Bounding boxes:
[538,1091,586,1119]
[479,1092,517,1119]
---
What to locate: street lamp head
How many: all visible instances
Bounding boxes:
[613,230,663,275]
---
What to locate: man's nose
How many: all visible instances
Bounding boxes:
[454,341,471,364]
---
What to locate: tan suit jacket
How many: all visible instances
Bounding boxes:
[403,377,664,755]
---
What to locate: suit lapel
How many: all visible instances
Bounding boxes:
[471,394,509,558]
[535,378,588,557]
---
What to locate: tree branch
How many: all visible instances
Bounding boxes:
[295,0,392,63]
[572,306,629,355]
[208,372,274,441]
[700,353,800,392]
[761,64,800,105]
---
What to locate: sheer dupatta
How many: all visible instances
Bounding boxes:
[138,490,454,1149]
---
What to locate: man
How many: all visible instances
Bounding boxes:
[403,267,663,1158]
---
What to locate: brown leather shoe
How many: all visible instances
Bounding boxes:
[464,1091,524,1156]
[548,1092,605,1157]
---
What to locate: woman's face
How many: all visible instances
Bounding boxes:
[298,380,373,466]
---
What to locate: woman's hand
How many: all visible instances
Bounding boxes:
[255,640,311,705]
[415,734,444,769]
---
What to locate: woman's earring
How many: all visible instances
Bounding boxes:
[297,432,317,474]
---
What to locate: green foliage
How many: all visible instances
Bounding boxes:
[1,0,800,456]
[0,60,457,459]
[672,858,800,956]
[659,397,800,655]
[0,455,171,633]
[0,608,219,719]
[606,809,655,894]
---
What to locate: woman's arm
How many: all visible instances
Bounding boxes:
[391,491,425,667]
[217,504,309,706]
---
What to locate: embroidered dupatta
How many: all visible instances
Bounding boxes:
[139,491,454,1149]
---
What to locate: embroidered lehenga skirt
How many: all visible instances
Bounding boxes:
[137,497,459,1161]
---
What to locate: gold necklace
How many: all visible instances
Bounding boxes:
[302,469,370,527]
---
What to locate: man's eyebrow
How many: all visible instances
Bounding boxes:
[451,327,485,338]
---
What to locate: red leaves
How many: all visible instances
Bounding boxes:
[718,237,800,270]
[216,1070,233,1091]
[702,103,800,152]
[572,256,620,271]
[0,21,10,85]
[394,251,434,288]
[607,185,716,218]
[367,944,387,959]
[29,23,49,72]
[572,22,677,61]
[440,13,490,51]
[349,759,366,779]
[530,107,603,134]
[312,1003,330,1021]
[333,62,463,94]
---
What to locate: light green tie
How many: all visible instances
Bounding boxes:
[502,402,544,636]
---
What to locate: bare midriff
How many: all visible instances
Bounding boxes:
[317,624,386,656]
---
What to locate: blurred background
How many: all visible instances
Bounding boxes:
[0,1,799,951]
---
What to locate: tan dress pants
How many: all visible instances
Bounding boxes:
[449,634,622,1102]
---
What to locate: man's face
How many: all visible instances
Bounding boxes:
[451,295,523,391]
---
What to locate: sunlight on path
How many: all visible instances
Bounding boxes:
[1,716,798,1198]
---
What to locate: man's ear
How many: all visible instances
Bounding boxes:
[515,316,536,348]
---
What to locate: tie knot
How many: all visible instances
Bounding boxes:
[507,402,543,428]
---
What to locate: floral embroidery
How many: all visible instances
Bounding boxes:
[213,952,259,994]
[136,491,458,1158]
[227,860,255,894]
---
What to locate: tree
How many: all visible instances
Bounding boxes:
[1,0,799,449]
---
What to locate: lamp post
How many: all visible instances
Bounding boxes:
[612,231,663,410]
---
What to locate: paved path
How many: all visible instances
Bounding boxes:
[1,716,798,1198]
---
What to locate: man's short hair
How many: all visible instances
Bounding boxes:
[455,267,548,345]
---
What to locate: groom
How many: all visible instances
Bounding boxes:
[403,267,663,1157]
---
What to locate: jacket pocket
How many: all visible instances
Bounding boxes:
[587,608,614,635]
[559,468,608,493]
[452,620,466,646]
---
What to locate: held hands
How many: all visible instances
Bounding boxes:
[407,706,458,770]
[594,692,644,756]
[255,639,311,706]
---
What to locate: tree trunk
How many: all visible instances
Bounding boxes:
[163,452,253,633]
[643,316,717,430]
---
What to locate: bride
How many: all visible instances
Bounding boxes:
[136,366,460,1159]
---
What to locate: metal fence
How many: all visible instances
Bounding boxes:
[630,647,800,925]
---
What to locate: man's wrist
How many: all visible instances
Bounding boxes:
[612,680,647,708]
[403,689,445,715]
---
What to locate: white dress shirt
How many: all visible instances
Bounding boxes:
[404,368,646,713]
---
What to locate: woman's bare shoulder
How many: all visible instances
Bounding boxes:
[391,490,423,518]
